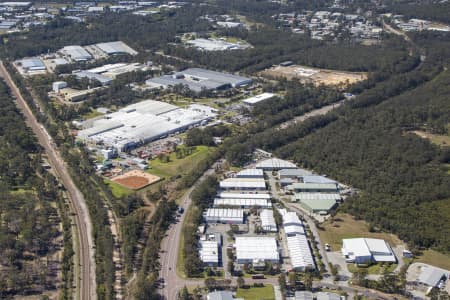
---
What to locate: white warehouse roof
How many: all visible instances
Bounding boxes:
[235,236,279,263]
[294,193,341,202]
[242,92,276,105]
[255,158,297,170]
[218,192,271,200]
[316,292,341,300]
[417,265,450,287]
[219,178,266,189]
[235,168,264,178]
[287,234,315,270]
[342,238,396,263]
[199,240,219,265]
[213,198,271,208]
[260,209,277,232]
[204,208,244,224]
[95,41,138,55]
[61,45,92,61]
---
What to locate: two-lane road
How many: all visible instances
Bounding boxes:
[0,62,97,300]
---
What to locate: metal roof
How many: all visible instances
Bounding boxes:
[279,168,312,177]
[255,158,297,170]
[218,192,271,199]
[205,208,244,219]
[286,234,315,270]
[199,240,219,264]
[300,198,337,211]
[295,291,313,300]
[19,57,45,69]
[287,182,338,191]
[235,168,264,178]
[302,175,336,184]
[213,198,271,208]
[207,291,234,300]
[417,265,450,287]
[316,292,341,300]
[260,209,277,231]
[61,45,92,61]
[95,41,138,55]
[235,236,279,262]
[242,92,276,105]
[219,178,266,189]
[294,193,341,201]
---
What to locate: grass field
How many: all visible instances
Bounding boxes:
[104,179,132,197]
[317,213,403,251]
[416,249,450,270]
[148,145,213,179]
[412,130,450,147]
[236,285,275,300]
[347,263,397,274]
[82,109,104,120]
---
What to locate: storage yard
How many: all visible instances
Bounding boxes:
[111,170,161,190]
[261,64,367,86]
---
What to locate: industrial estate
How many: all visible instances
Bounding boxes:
[0,0,449,300]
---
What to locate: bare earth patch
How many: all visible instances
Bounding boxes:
[261,64,367,87]
[112,170,161,190]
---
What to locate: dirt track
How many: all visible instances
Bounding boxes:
[0,62,97,300]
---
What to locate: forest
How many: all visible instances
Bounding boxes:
[0,80,72,298]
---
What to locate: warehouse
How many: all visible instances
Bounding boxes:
[213,198,272,208]
[218,192,270,200]
[219,178,266,190]
[86,62,145,79]
[235,236,279,265]
[278,168,312,180]
[342,238,396,265]
[60,45,92,61]
[17,57,46,71]
[302,175,336,184]
[72,70,113,85]
[286,182,338,193]
[255,158,297,170]
[186,38,250,51]
[204,208,244,224]
[146,68,252,92]
[279,209,315,271]
[299,198,338,214]
[260,209,277,232]
[294,291,313,300]
[235,168,264,178]
[78,100,215,151]
[199,240,219,266]
[416,265,449,289]
[293,193,341,202]
[94,41,138,56]
[242,92,276,106]
[316,292,341,300]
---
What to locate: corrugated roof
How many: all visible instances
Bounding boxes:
[235,236,279,262]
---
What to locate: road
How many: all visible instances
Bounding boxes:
[0,62,97,300]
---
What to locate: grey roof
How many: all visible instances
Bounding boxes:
[316,292,341,300]
[295,291,313,300]
[147,68,252,92]
[279,168,312,177]
[72,71,113,85]
[207,291,234,300]
[95,41,138,55]
[302,175,336,184]
[20,57,45,69]
[417,265,449,287]
[61,45,92,61]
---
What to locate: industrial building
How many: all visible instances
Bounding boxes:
[278,168,312,180]
[255,158,297,170]
[218,192,271,200]
[242,92,276,106]
[235,236,279,265]
[86,62,145,79]
[219,178,266,190]
[415,265,450,289]
[199,240,219,266]
[213,198,272,208]
[316,292,341,300]
[60,45,92,61]
[279,209,315,271]
[302,175,337,184]
[235,168,264,178]
[342,238,396,265]
[260,209,277,232]
[207,291,242,300]
[299,198,338,215]
[16,57,46,73]
[293,193,341,202]
[204,208,244,224]
[52,81,67,93]
[294,291,313,300]
[94,41,138,56]
[72,70,113,86]
[286,182,338,193]
[146,68,252,92]
[77,100,216,151]
[186,38,250,51]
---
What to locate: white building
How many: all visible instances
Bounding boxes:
[204,208,244,224]
[219,178,266,190]
[416,265,450,289]
[218,192,271,200]
[235,168,264,178]
[213,198,271,208]
[199,240,219,266]
[52,81,67,93]
[255,158,297,170]
[316,292,341,300]
[235,236,279,264]
[242,92,276,106]
[342,238,396,265]
[260,209,277,232]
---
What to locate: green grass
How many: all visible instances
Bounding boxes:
[347,263,397,274]
[236,285,275,300]
[416,249,450,270]
[82,109,103,120]
[147,146,213,179]
[317,213,403,251]
[104,180,133,197]
[412,130,450,147]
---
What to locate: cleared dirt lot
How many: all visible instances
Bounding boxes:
[112,170,161,190]
[261,64,367,86]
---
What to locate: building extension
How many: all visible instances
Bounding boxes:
[342,238,397,265]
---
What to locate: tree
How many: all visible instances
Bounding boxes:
[204,278,217,291]
[237,276,245,288]
[178,286,190,300]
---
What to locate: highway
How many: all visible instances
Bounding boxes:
[0,62,97,300]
